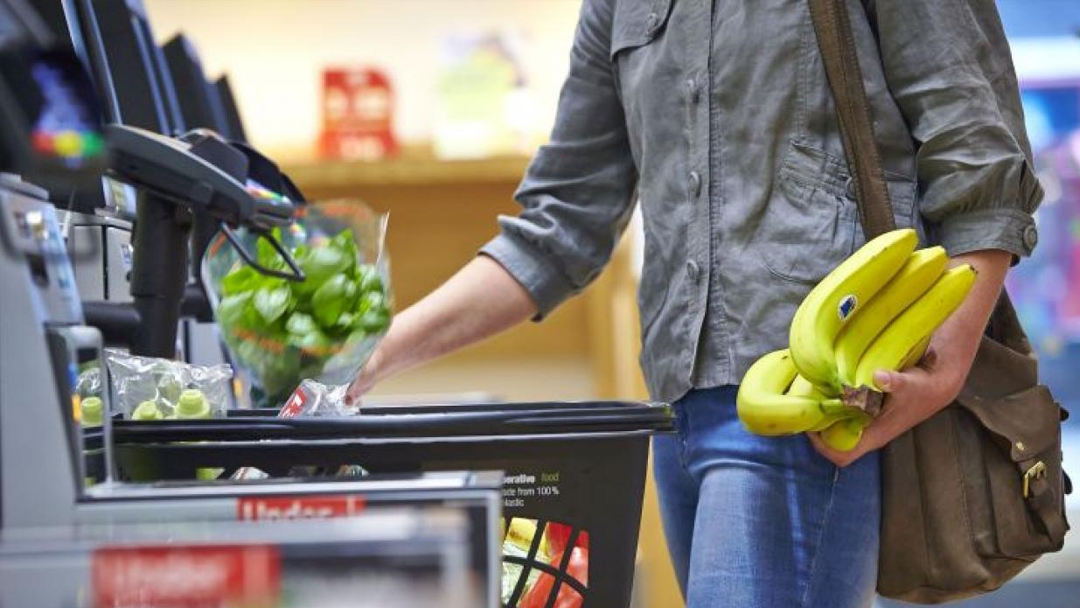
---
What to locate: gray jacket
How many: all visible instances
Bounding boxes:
[480,0,1043,404]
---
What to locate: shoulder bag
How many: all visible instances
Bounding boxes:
[806,0,1071,602]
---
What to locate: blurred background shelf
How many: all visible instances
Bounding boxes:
[280,145,531,189]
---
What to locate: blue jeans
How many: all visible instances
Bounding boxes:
[653,386,881,608]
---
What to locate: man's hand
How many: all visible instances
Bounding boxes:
[345,346,384,405]
[809,343,962,466]
[343,256,538,405]
[810,248,1012,467]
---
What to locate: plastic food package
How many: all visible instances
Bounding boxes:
[75,363,104,399]
[203,200,392,408]
[278,379,358,418]
[104,350,232,419]
[231,379,363,481]
[75,363,106,427]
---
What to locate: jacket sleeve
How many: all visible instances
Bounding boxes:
[480,0,638,319]
[868,0,1043,261]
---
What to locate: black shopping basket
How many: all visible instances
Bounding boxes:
[110,401,673,608]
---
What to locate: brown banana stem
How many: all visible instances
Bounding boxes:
[840,385,885,417]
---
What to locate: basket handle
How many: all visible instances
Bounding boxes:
[220,223,306,282]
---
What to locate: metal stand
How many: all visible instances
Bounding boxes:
[129,190,191,356]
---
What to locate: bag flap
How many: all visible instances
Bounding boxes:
[986,292,1033,356]
[957,385,1059,462]
[960,336,1039,401]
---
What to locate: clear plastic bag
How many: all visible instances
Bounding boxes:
[76,362,106,427]
[203,200,392,408]
[104,350,233,420]
[75,363,104,399]
[231,379,363,481]
[278,379,359,418]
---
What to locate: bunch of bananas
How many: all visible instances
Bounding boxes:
[737,228,977,451]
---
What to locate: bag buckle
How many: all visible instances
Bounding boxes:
[1023,461,1047,498]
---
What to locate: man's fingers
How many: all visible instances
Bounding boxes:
[344,381,362,406]
[874,363,932,394]
[873,370,902,393]
[917,345,939,370]
[808,432,830,455]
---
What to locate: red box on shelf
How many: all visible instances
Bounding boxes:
[318,68,398,161]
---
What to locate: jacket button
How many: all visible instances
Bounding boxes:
[646,12,660,33]
[1023,224,1039,251]
[686,260,700,281]
[689,171,702,198]
[846,178,857,199]
[687,79,700,104]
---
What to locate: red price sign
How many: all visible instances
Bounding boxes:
[91,545,279,608]
[237,495,367,521]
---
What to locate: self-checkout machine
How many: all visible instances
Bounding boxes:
[47,0,230,364]
[21,0,140,355]
[50,0,194,361]
[0,3,500,605]
[25,1,129,306]
[159,29,237,367]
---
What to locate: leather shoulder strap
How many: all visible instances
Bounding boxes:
[807,0,896,238]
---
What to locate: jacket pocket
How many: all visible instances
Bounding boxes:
[608,0,676,165]
[760,141,917,284]
[610,0,673,59]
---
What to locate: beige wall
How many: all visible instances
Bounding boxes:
[143,0,583,155]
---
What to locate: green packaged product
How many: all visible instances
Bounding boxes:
[175,389,211,419]
[80,396,103,427]
[131,400,164,421]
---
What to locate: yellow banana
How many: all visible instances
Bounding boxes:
[738,349,843,435]
[854,264,977,390]
[787,373,836,400]
[834,246,948,388]
[789,229,918,392]
[901,334,931,369]
[819,411,872,452]
[786,374,844,432]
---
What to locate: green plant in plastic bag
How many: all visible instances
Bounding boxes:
[205,202,392,407]
[312,274,357,328]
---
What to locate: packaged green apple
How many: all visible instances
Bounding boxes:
[104,350,232,419]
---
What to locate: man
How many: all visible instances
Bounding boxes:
[348,1,1041,606]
